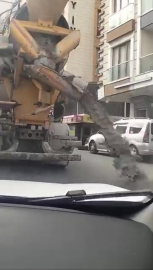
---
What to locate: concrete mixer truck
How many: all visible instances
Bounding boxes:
[0,0,138,178]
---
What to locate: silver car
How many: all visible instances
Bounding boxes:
[88,118,153,160]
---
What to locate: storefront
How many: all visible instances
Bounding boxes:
[63,114,97,147]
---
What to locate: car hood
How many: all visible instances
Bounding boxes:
[0,180,147,202]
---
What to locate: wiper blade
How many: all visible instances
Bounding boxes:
[27,190,153,215]
[0,190,151,208]
[29,189,153,203]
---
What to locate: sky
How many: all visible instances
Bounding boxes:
[0,0,14,14]
[0,0,25,19]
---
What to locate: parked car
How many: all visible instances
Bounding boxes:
[87,131,110,154]
[88,118,153,161]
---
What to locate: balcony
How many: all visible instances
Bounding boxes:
[108,61,130,82]
[109,3,134,30]
[141,0,153,15]
[141,0,153,30]
[140,53,153,74]
[107,3,135,43]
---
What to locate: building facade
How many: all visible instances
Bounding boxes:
[98,0,153,118]
[63,0,100,115]
[64,0,100,82]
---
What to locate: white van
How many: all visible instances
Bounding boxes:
[88,118,153,161]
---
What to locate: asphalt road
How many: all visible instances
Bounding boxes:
[0,150,153,191]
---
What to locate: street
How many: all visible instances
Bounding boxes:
[0,150,153,191]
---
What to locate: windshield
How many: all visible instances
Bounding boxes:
[0,0,152,212]
[1,2,153,270]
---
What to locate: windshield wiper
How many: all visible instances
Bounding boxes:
[28,190,153,215]
[0,190,152,217]
[29,189,153,204]
[0,190,152,213]
[0,190,152,204]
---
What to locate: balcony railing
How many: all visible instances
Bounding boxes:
[109,3,134,30]
[108,61,130,82]
[141,0,153,14]
[140,53,153,73]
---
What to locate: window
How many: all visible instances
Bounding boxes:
[135,108,147,118]
[111,41,130,81]
[114,0,129,13]
[129,122,145,134]
[141,0,153,15]
[129,127,142,134]
[116,125,127,135]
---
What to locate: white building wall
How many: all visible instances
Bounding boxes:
[99,1,109,85]
[133,0,138,78]
[97,0,109,99]
[64,0,96,82]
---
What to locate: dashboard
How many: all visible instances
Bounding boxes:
[0,203,153,269]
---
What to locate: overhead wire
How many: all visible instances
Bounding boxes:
[0,0,20,33]
[0,1,15,4]
[0,0,18,18]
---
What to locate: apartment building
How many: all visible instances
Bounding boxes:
[98,0,153,118]
[63,0,100,115]
[64,0,100,82]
